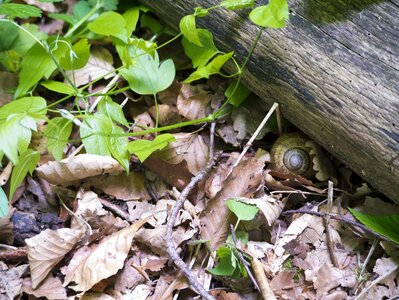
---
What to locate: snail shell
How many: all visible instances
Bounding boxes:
[270,133,315,178]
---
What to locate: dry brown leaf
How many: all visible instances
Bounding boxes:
[113,256,146,293]
[81,292,116,299]
[306,140,337,182]
[200,155,266,250]
[24,0,57,12]
[155,133,208,175]
[36,154,124,185]
[176,84,212,120]
[0,72,18,105]
[0,264,28,300]
[122,284,153,300]
[133,112,155,139]
[63,218,148,293]
[22,274,67,300]
[67,47,115,87]
[25,228,84,288]
[85,172,149,201]
[243,195,286,227]
[0,208,14,244]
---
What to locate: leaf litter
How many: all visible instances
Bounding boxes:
[0,2,398,300]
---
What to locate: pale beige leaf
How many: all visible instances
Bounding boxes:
[155,133,208,175]
[200,155,266,250]
[65,218,148,293]
[36,154,124,185]
[22,275,67,300]
[244,196,287,227]
[306,140,337,182]
[121,284,152,300]
[25,228,84,288]
[176,84,212,120]
[67,47,114,87]
[24,0,57,12]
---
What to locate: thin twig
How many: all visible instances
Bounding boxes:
[251,258,277,300]
[232,102,279,171]
[0,247,28,262]
[324,181,338,267]
[99,198,131,221]
[229,224,260,292]
[283,209,394,244]
[166,155,221,300]
[209,121,216,161]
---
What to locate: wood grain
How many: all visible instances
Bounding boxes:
[139,0,399,202]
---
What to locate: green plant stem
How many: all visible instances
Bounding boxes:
[214,28,263,118]
[153,93,159,132]
[64,3,100,38]
[86,86,130,97]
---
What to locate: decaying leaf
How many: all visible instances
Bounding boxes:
[25,228,84,288]
[36,154,124,185]
[66,47,115,87]
[155,132,209,175]
[243,195,287,227]
[176,83,212,120]
[200,154,267,250]
[63,218,148,293]
[0,264,28,300]
[22,275,67,300]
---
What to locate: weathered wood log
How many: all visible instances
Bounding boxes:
[139,0,399,202]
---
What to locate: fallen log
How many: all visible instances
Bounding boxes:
[139,0,399,202]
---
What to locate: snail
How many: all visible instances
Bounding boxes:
[270,133,316,179]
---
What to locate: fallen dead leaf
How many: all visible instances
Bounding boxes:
[200,153,267,250]
[63,218,148,293]
[22,274,67,300]
[85,171,149,201]
[25,228,85,288]
[67,47,115,87]
[36,154,124,185]
[176,83,212,120]
[0,264,28,300]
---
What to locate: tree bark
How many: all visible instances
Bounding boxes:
[139,0,399,202]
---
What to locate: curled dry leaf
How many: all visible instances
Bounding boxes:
[176,84,212,120]
[22,275,67,300]
[67,47,115,87]
[25,228,85,288]
[85,171,149,201]
[155,132,208,175]
[243,195,287,227]
[63,218,148,293]
[200,154,267,250]
[36,154,124,185]
[306,140,337,182]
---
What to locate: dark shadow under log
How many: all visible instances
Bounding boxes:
[139,0,399,202]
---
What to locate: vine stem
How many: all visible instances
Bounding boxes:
[166,155,221,300]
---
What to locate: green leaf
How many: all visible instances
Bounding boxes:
[48,13,74,25]
[184,51,233,83]
[98,96,128,126]
[0,96,46,164]
[41,80,76,95]
[80,114,113,156]
[119,49,175,95]
[220,0,254,10]
[59,39,91,70]
[226,198,259,221]
[88,11,128,43]
[72,1,92,21]
[140,14,163,35]
[15,43,53,98]
[0,22,19,52]
[208,246,236,276]
[128,133,176,162]
[182,29,219,68]
[89,0,118,11]
[0,3,42,19]
[225,80,251,107]
[108,125,129,171]
[349,208,399,244]
[249,0,289,29]
[44,117,72,160]
[123,7,140,37]
[0,187,8,218]
[9,149,40,201]
[226,231,249,245]
[179,15,202,47]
